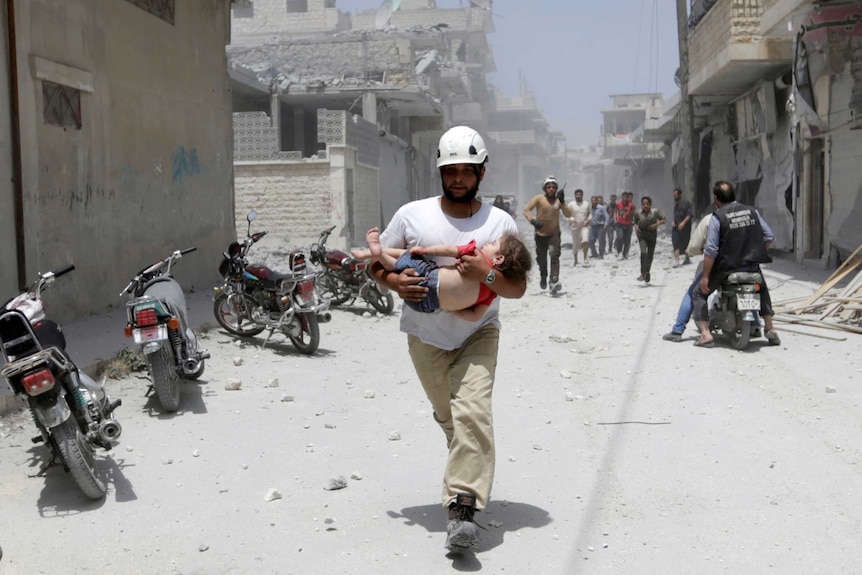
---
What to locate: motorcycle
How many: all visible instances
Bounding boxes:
[708,271,765,350]
[0,266,122,499]
[121,248,210,412]
[213,210,331,355]
[309,225,394,315]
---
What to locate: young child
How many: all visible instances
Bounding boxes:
[353,227,531,321]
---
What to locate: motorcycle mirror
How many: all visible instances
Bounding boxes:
[247,210,258,222]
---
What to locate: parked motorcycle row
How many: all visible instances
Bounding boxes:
[0,210,393,500]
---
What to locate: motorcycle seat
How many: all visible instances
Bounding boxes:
[261,271,307,289]
[725,272,763,284]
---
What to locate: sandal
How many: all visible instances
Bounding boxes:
[693,338,715,348]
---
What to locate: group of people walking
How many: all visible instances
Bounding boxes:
[521,179,678,289]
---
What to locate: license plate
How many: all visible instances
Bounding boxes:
[737,294,761,311]
[132,324,168,344]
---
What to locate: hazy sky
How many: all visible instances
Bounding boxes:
[336,0,681,146]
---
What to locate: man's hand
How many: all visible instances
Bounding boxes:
[385,267,428,302]
[457,252,490,283]
[410,246,427,256]
[556,189,565,204]
[699,275,710,295]
[530,219,543,230]
[672,221,677,229]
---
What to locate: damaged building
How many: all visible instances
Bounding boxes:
[227,0,561,251]
[227,0,496,251]
[649,0,862,266]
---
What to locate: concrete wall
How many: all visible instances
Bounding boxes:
[0,4,15,299]
[1,0,235,325]
[827,70,862,257]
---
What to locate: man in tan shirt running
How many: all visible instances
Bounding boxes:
[522,175,573,294]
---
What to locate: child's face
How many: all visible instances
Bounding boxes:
[481,238,504,264]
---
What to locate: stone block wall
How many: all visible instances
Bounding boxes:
[231,0,349,41]
[234,162,333,254]
[690,0,764,78]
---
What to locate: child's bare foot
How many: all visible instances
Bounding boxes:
[366,227,382,258]
[350,247,372,260]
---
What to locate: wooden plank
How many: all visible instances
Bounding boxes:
[774,314,862,335]
[819,269,862,320]
[773,326,847,341]
[799,247,862,309]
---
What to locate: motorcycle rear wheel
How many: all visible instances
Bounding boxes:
[148,343,181,412]
[289,313,320,355]
[52,418,107,500]
[366,285,394,315]
[319,274,351,306]
[213,293,266,336]
[726,320,752,351]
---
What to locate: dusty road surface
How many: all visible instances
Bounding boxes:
[2,236,861,575]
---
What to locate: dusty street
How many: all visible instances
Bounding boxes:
[1,235,861,575]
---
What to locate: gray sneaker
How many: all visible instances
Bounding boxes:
[662,332,683,342]
[550,280,561,295]
[445,493,479,551]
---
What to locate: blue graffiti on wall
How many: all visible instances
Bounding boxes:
[172,147,201,183]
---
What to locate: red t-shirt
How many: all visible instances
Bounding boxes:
[456,240,498,307]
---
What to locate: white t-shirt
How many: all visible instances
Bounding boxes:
[379,196,519,350]
[567,200,591,227]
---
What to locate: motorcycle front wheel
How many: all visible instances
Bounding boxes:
[319,273,352,306]
[148,343,181,412]
[213,293,266,336]
[289,313,320,355]
[366,285,395,315]
[52,418,107,500]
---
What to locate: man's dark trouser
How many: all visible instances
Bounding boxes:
[589,224,606,258]
[615,224,633,257]
[692,266,775,323]
[672,226,691,253]
[639,236,657,275]
[606,223,617,253]
[534,231,561,283]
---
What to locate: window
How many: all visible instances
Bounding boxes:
[286,0,308,13]
[43,81,82,130]
[123,0,175,25]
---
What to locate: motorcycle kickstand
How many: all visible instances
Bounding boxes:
[32,446,64,478]
[261,328,275,349]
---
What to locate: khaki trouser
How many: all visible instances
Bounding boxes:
[407,324,499,510]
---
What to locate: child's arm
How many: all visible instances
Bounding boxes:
[451,304,490,322]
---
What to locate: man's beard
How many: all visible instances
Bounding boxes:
[441,181,480,204]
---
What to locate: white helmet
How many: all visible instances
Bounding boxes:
[436,126,489,168]
[543,175,558,189]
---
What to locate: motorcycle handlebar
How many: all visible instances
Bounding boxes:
[180,247,197,255]
[52,264,75,278]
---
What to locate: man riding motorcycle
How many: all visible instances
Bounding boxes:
[691,180,781,348]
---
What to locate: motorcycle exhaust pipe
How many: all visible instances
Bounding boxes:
[99,419,123,442]
[183,359,201,373]
[317,312,332,323]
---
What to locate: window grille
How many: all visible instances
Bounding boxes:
[42,81,82,130]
